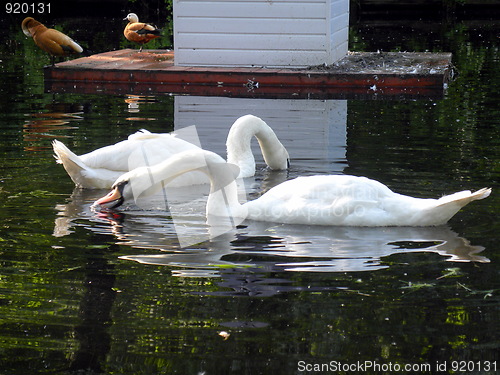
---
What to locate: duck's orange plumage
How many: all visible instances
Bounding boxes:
[123,13,161,51]
[21,17,83,65]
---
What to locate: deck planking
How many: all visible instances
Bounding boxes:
[44,49,452,99]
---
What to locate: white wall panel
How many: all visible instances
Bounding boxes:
[174,0,349,67]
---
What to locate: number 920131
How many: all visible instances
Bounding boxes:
[6,3,51,14]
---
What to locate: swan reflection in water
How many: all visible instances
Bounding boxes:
[54,183,489,278]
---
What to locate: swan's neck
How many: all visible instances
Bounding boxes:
[205,177,247,239]
[226,115,288,178]
[205,162,247,221]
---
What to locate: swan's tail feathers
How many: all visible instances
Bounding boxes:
[420,188,492,226]
[470,187,492,200]
[437,188,491,208]
[53,140,84,167]
[52,140,89,187]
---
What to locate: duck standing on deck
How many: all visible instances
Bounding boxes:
[123,13,161,52]
[21,17,83,66]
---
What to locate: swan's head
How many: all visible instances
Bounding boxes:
[262,142,290,171]
[92,149,241,211]
[124,13,139,23]
[92,178,131,210]
[91,163,163,210]
[91,160,178,210]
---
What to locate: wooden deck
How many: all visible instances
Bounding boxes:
[44,49,452,99]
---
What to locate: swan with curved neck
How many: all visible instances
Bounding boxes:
[226,114,289,177]
[53,114,289,189]
[94,149,491,227]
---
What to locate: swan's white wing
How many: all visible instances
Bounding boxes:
[247,175,490,226]
[79,133,200,172]
[246,175,397,225]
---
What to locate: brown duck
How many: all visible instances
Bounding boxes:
[21,17,83,65]
[123,13,161,52]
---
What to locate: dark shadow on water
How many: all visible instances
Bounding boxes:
[68,255,116,373]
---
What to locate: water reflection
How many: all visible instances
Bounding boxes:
[54,186,489,279]
[51,94,492,278]
[125,94,159,121]
[120,224,488,272]
[23,102,84,151]
[174,96,347,176]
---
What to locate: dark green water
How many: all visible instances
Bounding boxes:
[0,11,499,375]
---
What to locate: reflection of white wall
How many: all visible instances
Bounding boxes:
[174,96,347,174]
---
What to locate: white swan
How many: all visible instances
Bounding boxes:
[93,149,491,227]
[53,114,289,189]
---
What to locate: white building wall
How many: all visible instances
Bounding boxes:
[329,0,350,62]
[173,0,349,68]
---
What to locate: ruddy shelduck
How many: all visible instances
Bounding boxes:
[21,17,83,65]
[123,13,161,52]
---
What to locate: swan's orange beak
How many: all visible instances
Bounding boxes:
[93,185,124,209]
